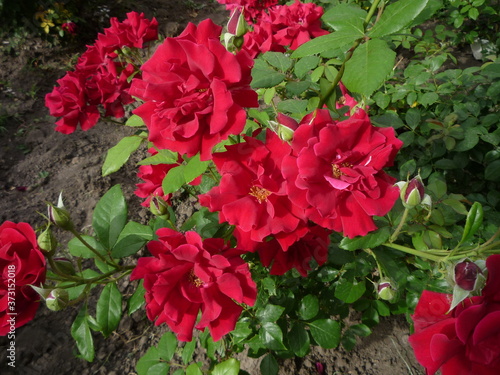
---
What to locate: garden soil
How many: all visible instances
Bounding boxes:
[0,1,424,374]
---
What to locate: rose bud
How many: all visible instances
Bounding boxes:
[149,195,170,217]
[454,260,484,291]
[37,226,58,254]
[377,279,396,301]
[46,289,69,311]
[53,257,76,276]
[227,7,247,37]
[48,193,74,231]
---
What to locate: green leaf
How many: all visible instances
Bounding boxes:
[60,269,100,300]
[68,235,106,259]
[339,227,391,251]
[92,185,127,249]
[96,283,122,337]
[186,363,202,375]
[485,160,500,182]
[147,363,169,375]
[277,99,308,114]
[212,359,240,375]
[298,294,319,321]
[136,346,160,375]
[182,340,197,365]
[138,149,178,165]
[262,52,293,72]
[112,221,153,258]
[335,277,366,303]
[126,114,146,127]
[71,304,95,362]
[288,323,310,357]
[308,319,341,349]
[322,3,367,32]
[259,322,287,351]
[162,154,209,195]
[260,354,278,375]
[158,332,178,361]
[460,202,483,244]
[102,135,143,176]
[342,39,396,97]
[294,55,320,79]
[349,323,372,337]
[369,0,429,38]
[442,198,468,215]
[291,30,361,58]
[256,304,285,323]
[128,280,145,315]
[251,59,286,88]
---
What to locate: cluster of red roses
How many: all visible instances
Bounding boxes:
[128,3,402,340]
[45,12,158,134]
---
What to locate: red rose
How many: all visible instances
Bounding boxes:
[62,22,77,36]
[217,0,278,22]
[242,0,328,57]
[256,224,330,276]
[409,254,500,375]
[129,19,258,161]
[0,222,46,336]
[97,11,158,50]
[199,130,307,249]
[282,109,402,238]
[45,71,100,134]
[130,229,257,342]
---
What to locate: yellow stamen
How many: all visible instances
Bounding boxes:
[188,269,203,287]
[249,186,272,203]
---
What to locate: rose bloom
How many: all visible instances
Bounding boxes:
[256,224,331,276]
[216,0,278,22]
[97,11,158,49]
[130,228,257,342]
[242,0,328,57]
[199,130,308,250]
[0,222,46,336]
[45,71,101,134]
[62,22,77,35]
[282,109,402,238]
[129,19,257,161]
[409,254,500,375]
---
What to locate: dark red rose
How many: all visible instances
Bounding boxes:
[256,224,330,276]
[217,0,278,23]
[45,71,100,134]
[129,19,258,161]
[0,222,46,336]
[199,130,307,249]
[97,11,158,49]
[130,228,257,342]
[409,254,500,375]
[242,0,328,57]
[282,109,402,238]
[62,22,77,36]
[455,261,483,291]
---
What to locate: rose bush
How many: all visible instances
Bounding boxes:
[409,254,500,375]
[0,222,46,335]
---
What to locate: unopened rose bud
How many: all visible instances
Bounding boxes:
[150,196,170,217]
[227,7,247,37]
[37,226,58,254]
[53,257,76,276]
[454,260,485,291]
[47,193,74,230]
[46,289,69,311]
[269,113,299,142]
[377,279,396,301]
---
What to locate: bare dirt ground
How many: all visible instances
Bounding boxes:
[0,1,423,374]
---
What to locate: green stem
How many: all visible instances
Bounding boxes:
[317,0,383,108]
[47,253,82,282]
[390,207,409,242]
[481,227,500,248]
[58,265,135,290]
[383,242,443,262]
[69,229,113,266]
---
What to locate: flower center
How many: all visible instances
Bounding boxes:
[332,163,353,178]
[249,186,272,203]
[188,269,204,287]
